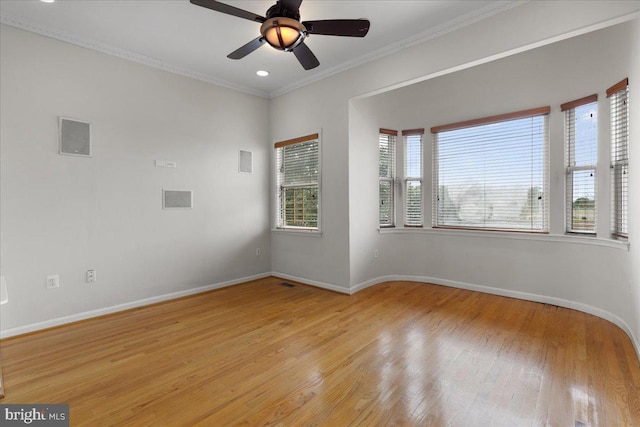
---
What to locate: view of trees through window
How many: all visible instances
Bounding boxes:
[276,138,319,229]
[379,132,395,227]
[566,101,597,233]
[404,133,423,226]
[283,187,318,228]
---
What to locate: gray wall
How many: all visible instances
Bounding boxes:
[270,2,640,355]
[0,25,271,333]
[349,21,633,310]
[1,1,640,360]
[628,15,640,355]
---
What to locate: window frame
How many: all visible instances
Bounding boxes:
[607,78,629,240]
[274,132,321,232]
[561,94,598,235]
[379,129,397,228]
[402,129,424,227]
[431,106,550,233]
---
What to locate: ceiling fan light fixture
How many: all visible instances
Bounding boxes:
[190,0,370,71]
[260,17,306,51]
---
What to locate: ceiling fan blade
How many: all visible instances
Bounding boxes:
[227,37,266,60]
[303,19,370,37]
[280,0,303,12]
[190,0,266,23]
[292,42,319,70]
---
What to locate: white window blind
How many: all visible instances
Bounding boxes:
[403,129,424,227]
[379,129,397,227]
[275,134,320,230]
[562,95,597,234]
[432,107,550,232]
[608,78,629,239]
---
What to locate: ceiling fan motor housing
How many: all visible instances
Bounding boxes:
[266,2,301,21]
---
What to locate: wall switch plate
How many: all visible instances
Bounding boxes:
[87,270,97,283]
[256,248,261,256]
[47,274,60,289]
[374,249,379,258]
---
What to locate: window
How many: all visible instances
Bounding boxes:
[608,78,629,239]
[275,133,320,230]
[403,129,424,227]
[562,94,598,234]
[379,129,397,227]
[432,107,550,232]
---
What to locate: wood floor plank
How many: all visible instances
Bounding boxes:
[1,277,638,426]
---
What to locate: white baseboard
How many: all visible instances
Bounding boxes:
[0,272,271,339]
[350,274,640,363]
[270,272,350,294]
[3,270,638,364]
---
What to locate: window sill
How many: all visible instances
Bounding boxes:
[378,226,629,250]
[272,228,323,237]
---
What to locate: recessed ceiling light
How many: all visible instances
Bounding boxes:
[256,70,269,77]
[40,0,56,3]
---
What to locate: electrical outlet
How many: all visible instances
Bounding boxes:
[256,248,261,256]
[46,274,60,289]
[374,249,379,258]
[87,270,97,283]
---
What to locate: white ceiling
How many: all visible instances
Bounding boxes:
[0,0,522,97]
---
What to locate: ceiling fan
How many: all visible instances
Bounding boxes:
[190,0,370,70]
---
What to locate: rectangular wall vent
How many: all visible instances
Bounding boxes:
[163,189,193,209]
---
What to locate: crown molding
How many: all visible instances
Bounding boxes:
[1,1,525,100]
[0,14,271,99]
[268,1,527,98]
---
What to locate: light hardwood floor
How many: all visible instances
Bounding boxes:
[1,277,639,426]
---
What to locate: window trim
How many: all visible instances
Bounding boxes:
[430,106,551,133]
[606,78,629,97]
[562,94,598,235]
[560,94,598,112]
[274,132,321,233]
